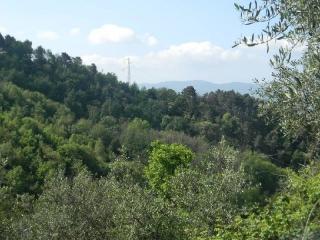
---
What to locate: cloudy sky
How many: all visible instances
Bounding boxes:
[0,0,279,84]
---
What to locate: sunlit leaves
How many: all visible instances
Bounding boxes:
[145,141,193,195]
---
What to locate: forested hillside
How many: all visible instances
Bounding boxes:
[1,0,320,239]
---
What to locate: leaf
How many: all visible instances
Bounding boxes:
[270,59,274,66]
[243,36,248,44]
[255,9,261,18]
[288,86,296,97]
[232,43,240,48]
[294,77,302,88]
[247,43,257,47]
[277,35,286,40]
[285,92,292,99]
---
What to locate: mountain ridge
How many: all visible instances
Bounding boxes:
[140,80,257,95]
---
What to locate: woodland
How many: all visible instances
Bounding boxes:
[0,1,320,239]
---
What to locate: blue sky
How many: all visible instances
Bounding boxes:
[0,0,275,84]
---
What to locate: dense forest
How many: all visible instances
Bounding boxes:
[1,0,320,239]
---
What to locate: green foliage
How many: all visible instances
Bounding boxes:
[5,166,30,194]
[242,151,285,195]
[234,0,320,48]
[156,130,209,154]
[145,141,193,194]
[0,83,109,194]
[0,33,302,163]
[109,159,146,186]
[215,165,320,239]
[58,143,108,176]
[168,139,248,238]
[10,171,186,240]
[120,118,152,160]
[0,30,316,239]
[236,0,320,155]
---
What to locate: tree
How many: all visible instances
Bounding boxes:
[234,0,320,49]
[120,118,152,160]
[58,143,108,177]
[181,86,198,119]
[235,0,320,155]
[168,139,248,237]
[241,151,284,195]
[215,165,320,239]
[108,159,145,186]
[144,141,193,194]
[12,171,186,240]
[220,112,241,141]
[5,166,30,194]
[94,138,108,162]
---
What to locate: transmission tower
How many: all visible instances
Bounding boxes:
[127,57,131,84]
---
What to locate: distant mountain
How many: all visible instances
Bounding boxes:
[140,80,257,95]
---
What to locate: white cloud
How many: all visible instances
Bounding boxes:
[37,31,60,41]
[69,27,80,36]
[146,35,158,46]
[154,42,240,61]
[88,24,159,46]
[81,41,272,84]
[141,33,158,46]
[88,24,135,44]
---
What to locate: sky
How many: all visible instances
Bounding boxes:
[0,0,279,84]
